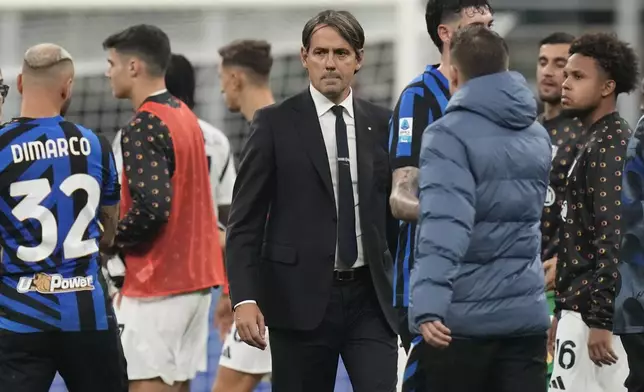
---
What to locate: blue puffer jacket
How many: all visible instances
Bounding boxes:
[409,71,551,338]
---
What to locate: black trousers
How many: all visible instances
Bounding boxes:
[0,327,128,392]
[621,334,644,392]
[269,267,398,392]
[421,335,547,392]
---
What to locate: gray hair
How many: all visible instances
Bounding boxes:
[301,10,365,57]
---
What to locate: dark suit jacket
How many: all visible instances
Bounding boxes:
[226,89,398,333]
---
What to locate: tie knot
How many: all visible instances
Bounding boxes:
[331,105,344,118]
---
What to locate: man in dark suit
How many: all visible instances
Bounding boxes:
[226,9,398,392]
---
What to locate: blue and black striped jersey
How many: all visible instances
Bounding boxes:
[388,64,450,308]
[0,116,120,332]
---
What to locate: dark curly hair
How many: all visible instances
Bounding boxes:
[569,32,640,96]
[425,0,493,53]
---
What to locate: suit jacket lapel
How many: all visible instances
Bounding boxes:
[354,98,373,226]
[292,90,335,201]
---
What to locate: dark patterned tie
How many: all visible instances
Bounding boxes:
[331,105,358,269]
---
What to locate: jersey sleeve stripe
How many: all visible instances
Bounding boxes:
[388,97,401,153]
[97,134,120,206]
[394,87,425,159]
[399,87,425,117]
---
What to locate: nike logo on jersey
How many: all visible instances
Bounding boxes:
[17,272,95,294]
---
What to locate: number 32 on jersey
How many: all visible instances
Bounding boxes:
[10,174,101,263]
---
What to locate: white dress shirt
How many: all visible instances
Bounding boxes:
[308,84,365,270]
[234,85,366,309]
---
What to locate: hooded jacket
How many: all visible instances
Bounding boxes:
[409,71,552,338]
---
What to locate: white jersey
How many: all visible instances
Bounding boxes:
[548,310,628,392]
[111,119,236,213]
[198,119,236,209]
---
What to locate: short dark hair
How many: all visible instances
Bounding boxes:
[302,10,365,57]
[539,32,575,47]
[569,32,639,95]
[102,24,171,77]
[165,54,196,109]
[450,23,508,81]
[425,0,493,53]
[218,40,273,82]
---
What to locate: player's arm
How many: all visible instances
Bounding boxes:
[409,124,475,332]
[390,167,419,222]
[584,128,632,330]
[115,112,173,250]
[99,205,119,253]
[226,108,275,308]
[389,88,431,222]
[97,135,121,254]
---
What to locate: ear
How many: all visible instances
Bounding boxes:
[128,57,138,78]
[63,77,73,100]
[355,49,364,72]
[602,79,616,98]
[232,71,244,90]
[17,74,23,95]
[300,46,309,69]
[437,24,452,50]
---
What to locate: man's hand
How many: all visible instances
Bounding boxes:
[588,328,618,366]
[218,229,226,249]
[214,293,234,342]
[543,256,557,291]
[419,320,452,349]
[547,316,558,358]
[112,291,123,309]
[234,302,267,350]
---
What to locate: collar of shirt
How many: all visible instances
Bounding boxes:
[150,89,168,97]
[309,84,354,119]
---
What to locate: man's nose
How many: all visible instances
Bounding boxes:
[543,64,555,77]
[324,53,336,70]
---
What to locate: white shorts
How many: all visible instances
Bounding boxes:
[114,290,211,385]
[549,310,629,392]
[218,322,272,374]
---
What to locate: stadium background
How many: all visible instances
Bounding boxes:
[0,0,640,391]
